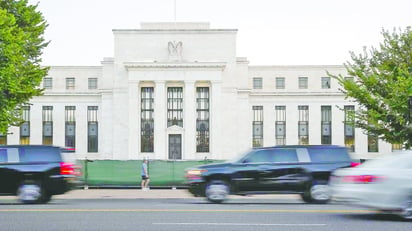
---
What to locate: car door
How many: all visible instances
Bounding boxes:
[0,147,20,193]
[232,149,273,192]
[261,148,309,192]
[0,148,8,193]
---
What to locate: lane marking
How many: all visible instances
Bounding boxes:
[0,208,372,213]
[153,222,327,226]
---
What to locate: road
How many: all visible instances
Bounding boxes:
[0,196,410,231]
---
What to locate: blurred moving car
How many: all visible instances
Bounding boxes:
[330,151,412,220]
[0,145,81,204]
[186,145,358,203]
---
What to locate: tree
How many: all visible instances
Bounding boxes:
[0,0,49,134]
[329,27,412,149]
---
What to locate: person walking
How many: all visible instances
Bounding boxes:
[141,159,150,191]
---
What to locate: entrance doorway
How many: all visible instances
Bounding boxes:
[168,134,182,160]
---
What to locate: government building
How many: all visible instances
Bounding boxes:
[0,22,398,160]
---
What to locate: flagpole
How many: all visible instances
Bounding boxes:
[174,0,177,22]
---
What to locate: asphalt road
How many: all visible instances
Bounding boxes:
[0,197,410,231]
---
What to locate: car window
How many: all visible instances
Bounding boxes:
[19,147,62,163]
[272,149,298,163]
[244,150,273,163]
[0,149,7,162]
[308,147,350,162]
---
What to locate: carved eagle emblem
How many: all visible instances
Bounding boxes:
[168,41,182,56]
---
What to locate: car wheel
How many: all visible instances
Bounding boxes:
[303,183,331,204]
[205,180,229,203]
[17,182,45,204]
[399,195,412,220]
[300,193,313,203]
[42,193,53,203]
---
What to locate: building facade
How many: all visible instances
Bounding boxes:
[1,22,397,160]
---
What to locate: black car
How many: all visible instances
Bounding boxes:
[0,145,81,203]
[186,145,358,203]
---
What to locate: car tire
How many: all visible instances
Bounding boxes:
[205,180,230,203]
[399,194,412,220]
[42,193,53,203]
[17,182,46,204]
[300,193,313,203]
[302,183,331,204]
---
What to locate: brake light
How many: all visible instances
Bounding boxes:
[342,175,385,183]
[351,162,361,167]
[60,162,75,175]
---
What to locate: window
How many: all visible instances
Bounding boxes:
[167,87,183,127]
[88,106,98,152]
[321,77,331,89]
[252,106,263,147]
[321,106,332,144]
[0,132,7,145]
[299,77,308,89]
[298,105,309,145]
[66,78,75,90]
[42,106,53,145]
[141,87,154,152]
[20,106,30,144]
[65,106,76,148]
[196,87,209,152]
[275,106,286,145]
[276,77,285,89]
[392,143,403,151]
[19,146,61,163]
[368,133,379,152]
[245,150,272,163]
[253,77,262,89]
[344,76,354,82]
[88,78,98,89]
[0,149,7,162]
[308,147,350,162]
[344,106,355,152]
[43,78,52,89]
[272,149,298,163]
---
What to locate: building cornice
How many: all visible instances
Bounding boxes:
[113,29,237,35]
[124,61,226,71]
[236,88,344,97]
[248,91,344,97]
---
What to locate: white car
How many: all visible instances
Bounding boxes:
[330,152,412,220]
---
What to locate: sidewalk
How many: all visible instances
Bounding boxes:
[55,188,194,199]
[54,188,300,200]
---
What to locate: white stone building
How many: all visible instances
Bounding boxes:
[1,22,397,160]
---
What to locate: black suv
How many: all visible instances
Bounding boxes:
[0,145,80,203]
[186,145,358,203]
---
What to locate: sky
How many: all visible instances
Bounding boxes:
[28,0,411,66]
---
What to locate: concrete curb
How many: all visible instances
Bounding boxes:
[0,189,301,201]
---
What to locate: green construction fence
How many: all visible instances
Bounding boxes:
[79,159,224,187]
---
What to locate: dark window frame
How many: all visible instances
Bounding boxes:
[141,87,154,152]
[196,87,210,152]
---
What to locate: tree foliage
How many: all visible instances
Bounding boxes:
[330,27,412,149]
[0,0,49,134]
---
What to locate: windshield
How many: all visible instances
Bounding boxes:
[227,149,254,163]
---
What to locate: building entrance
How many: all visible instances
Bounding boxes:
[168,134,182,160]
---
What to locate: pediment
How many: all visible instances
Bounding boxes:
[167,125,185,132]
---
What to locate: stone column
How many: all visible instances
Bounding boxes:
[210,80,222,158]
[184,80,196,159]
[154,81,167,159]
[128,81,140,159]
